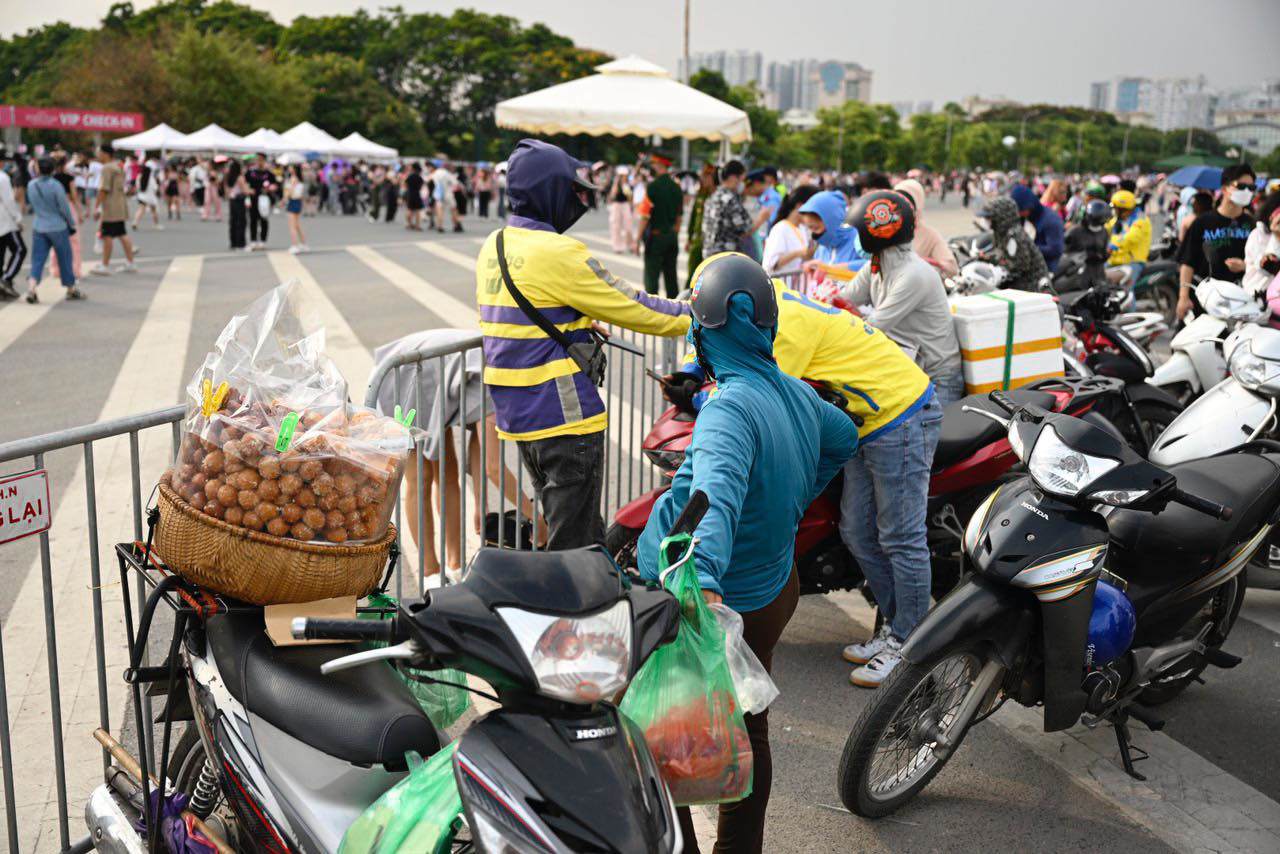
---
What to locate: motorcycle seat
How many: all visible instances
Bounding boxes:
[933,388,1059,470]
[1108,453,1280,579]
[205,610,441,770]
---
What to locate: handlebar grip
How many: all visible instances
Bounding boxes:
[988,390,1017,415]
[1171,488,1233,521]
[291,617,396,642]
[668,490,710,537]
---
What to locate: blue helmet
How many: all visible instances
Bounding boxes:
[1086,580,1136,667]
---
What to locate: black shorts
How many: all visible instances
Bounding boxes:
[101,220,126,238]
[193,187,205,206]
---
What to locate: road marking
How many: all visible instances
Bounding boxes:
[0,298,54,359]
[3,256,200,850]
[347,244,477,328]
[825,591,1280,854]
[267,250,374,384]
[573,232,648,272]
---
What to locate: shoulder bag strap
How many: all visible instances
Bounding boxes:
[495,228,581,352]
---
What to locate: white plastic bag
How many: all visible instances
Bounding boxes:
[709,603,779,715]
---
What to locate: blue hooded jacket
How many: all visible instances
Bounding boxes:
[1010,183,1065,272]
[505,139,590,234]
[636,292,859,611]
[798,191,869,272]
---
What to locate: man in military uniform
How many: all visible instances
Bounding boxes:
[635,153,683,298]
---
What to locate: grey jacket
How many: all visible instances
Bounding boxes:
[839,244,962,383]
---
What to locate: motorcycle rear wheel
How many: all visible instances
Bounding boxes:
[1139,571,1246,706]
[838,642,989,818]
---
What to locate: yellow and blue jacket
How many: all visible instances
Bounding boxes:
[683,280,933,442]
[476,226,690,441]
[1108,211,1151,265]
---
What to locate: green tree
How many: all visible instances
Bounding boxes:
[159,25,309,133]
[0,22,86,100]
[276,12,380,59]
[294,52,429,153]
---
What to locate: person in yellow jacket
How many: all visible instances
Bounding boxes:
[1105,189,1151,287]
[476,139,689,550]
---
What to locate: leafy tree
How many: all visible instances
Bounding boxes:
[294,52,429,153]
[158,25,309,133]
[0,22,86,100]
[276,12,381,60]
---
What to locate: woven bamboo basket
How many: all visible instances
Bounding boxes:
[154,483,394,605]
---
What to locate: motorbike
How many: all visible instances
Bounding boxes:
[1148,322,1280,589]
[837,390,1275,817]
[606,372,1138,602]
[944,259,1006,297]
[1149,278,1267,404]
[1057,284,1182,452]
[85,497,711,854]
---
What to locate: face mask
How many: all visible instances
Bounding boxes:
[1230,188,1254,207]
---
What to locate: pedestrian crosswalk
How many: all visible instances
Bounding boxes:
[2,229,1280,852]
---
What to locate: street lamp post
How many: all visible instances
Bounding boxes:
[1120,124,1134,170]
[943,112,954,173]
[680,0,690,169]
[1075,124,1084,173]
[1018,109,1040,172]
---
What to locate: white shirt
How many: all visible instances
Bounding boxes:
[762,219,810,276]
[87,161,102,190]
[0,171,21,234]
[1244,222,1280,296]
[189,163,207,190]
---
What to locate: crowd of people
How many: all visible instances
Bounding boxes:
[0,146,511,304]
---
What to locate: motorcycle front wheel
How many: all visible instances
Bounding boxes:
[837,642,992,818]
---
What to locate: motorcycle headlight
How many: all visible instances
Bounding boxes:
[1229,342,1275,391]
[1027,426,1118,497]
[497,601,632,703]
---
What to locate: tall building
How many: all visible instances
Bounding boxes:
[1091,75,1216,132]
[807,60,873,109]
[678,50,763,87]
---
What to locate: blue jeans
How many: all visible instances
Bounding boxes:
[839,394,944,641]
[932,372,967,409]
[30,229,75,287]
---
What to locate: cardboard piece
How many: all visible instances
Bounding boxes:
[264,595,358,646]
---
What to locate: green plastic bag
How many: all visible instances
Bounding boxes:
[363,594,472,728]
[339,742,461,854]
[619,533,753,806]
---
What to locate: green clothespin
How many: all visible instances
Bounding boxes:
[275,411,300,453]
[394,405,416,428]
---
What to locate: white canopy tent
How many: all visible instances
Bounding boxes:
[495,56,752,144]
[168,123,251,153]
[339,131,398,160]
[240,128,292,154]
[111,122,192,153]
[278,121,345,156]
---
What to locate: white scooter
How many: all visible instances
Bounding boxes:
[1149,322,1280,588]
[1148,279,1267,403]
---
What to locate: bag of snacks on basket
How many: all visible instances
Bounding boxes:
[619,533,753,806]
[163,282,415,545]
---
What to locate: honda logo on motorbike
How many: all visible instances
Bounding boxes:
[570,725,617,741]
[1020,501,1049,520]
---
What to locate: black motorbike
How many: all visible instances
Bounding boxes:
[837,391,1276,817]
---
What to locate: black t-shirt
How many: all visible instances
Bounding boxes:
[1178,210,1254,282]
[405,173,424,195]
[245,168,273,194]
[53,172,74,197]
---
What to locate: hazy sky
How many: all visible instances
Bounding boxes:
[7,0,1280,105]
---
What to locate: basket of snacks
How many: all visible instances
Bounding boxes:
[153,282,415,605]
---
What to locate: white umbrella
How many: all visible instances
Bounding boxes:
[169,123,251,153]
[338,131,398,160]
[111,122,191,153]
[277,121,345,156]
[495,55,751,143]
[241,128,292,154]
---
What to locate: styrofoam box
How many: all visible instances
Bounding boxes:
[950,290,1063,394]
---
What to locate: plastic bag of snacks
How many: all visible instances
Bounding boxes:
[339,742,462,854]
[619,533,753,806]
[364,594,472,728]
[163,282,415,544]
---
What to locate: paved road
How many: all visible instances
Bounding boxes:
[2,199,1279,852]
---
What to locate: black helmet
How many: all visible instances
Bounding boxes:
[688,252,778,330]
[846,190,916,254]
[1082,199,1111,230]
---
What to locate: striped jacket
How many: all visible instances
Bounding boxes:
[476,227,691,441]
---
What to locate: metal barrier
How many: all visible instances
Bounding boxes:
[0,326,681,851]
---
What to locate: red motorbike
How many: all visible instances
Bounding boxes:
[605,374,1129,599]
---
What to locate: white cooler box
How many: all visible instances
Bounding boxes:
[951,290,1063,395]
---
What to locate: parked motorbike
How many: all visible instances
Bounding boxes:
[1150,278,1267,404]
[837,391,1274,817]
[1058,285,1182,452]
[85,497,712,853]
[606,372,1136,602]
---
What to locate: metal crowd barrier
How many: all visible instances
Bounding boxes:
[0,327,681,852]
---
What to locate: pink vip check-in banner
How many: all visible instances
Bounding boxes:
[0,105,145,133]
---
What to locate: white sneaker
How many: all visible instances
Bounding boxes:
[155,224,165,231]
[850,638,903,688]
[89,264,113,276]
[842,623,891,665]
[121,262,138,273]
[288,244,300,254]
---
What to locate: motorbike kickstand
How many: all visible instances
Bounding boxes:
[1112,714,1150,781]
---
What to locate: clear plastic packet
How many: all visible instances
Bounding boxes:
[163,282,415,544]
[708,603,779,716]
[339,742,461,854]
